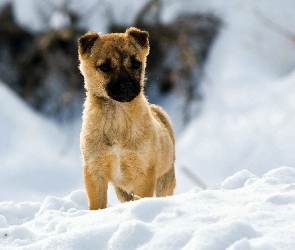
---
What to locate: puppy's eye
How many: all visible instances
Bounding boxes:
[97,63,111,73]
[131,59,141,70]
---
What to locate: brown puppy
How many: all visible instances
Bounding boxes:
[78,27,176,210]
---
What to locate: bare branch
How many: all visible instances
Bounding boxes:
[181,166,207,189]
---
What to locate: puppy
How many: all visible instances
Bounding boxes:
[78,27,176,210]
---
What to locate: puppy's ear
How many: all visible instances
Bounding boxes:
[126,27,149,48]
[78,32,99,55]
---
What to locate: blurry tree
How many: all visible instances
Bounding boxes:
[0,2,85,121]
[0,4,33,92]
[0,0,220,123]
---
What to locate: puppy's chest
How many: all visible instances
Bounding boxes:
[108,142,137,185]
[101,117,144,146]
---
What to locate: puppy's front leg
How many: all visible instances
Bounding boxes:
[156,167,176,197]
[133,168,156,199]
[84,165,108,210]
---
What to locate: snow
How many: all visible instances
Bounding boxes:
[1,167,295,249]
[175,0,295,190]
[0,83,83,202]
[1,0,295,248]
[49,10,71,30]
[11,0,149,33]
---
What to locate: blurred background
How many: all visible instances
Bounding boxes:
[1,0,295,203]
[0,0,220,122]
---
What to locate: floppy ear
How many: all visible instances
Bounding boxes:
[78,32,99,55]
[126,27,149,48]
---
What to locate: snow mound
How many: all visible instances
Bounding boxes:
[1,167,295,249]
[0,82,82,202]
[221,169,258,190]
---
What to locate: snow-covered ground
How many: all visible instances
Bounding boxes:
[1,166,295,249]
[1,0,295,248]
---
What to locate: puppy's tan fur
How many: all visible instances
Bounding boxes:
[78,27,176,210]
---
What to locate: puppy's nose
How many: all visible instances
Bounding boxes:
[120,81,132,90]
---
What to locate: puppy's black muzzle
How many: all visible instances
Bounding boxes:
[106,80,141,103]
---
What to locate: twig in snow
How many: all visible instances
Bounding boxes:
[253,7,295,43]
[181,166,207,189]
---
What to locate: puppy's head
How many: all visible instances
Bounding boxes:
[78,27,149,103]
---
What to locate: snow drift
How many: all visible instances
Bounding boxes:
[0,82,83,202]
[1,167,295,249]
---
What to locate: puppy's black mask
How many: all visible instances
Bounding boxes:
[106,71,141,103]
